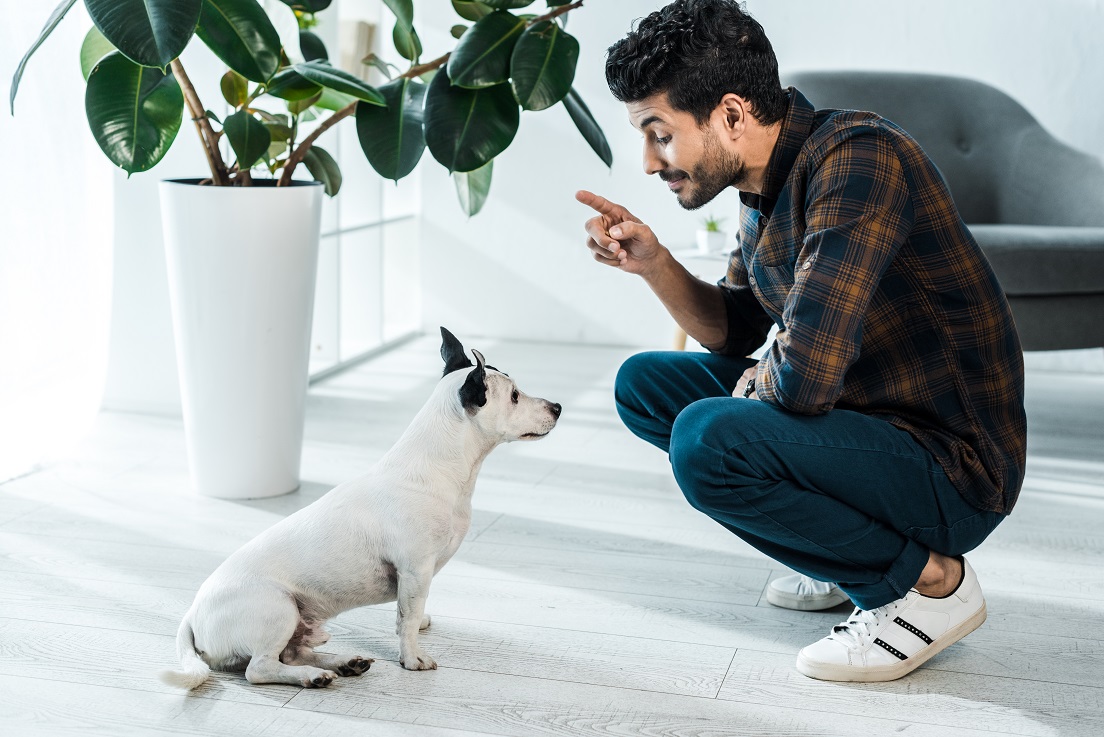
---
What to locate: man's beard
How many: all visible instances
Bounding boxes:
[662,129,747,210]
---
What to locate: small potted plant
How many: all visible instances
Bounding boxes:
[11,0,610,500]
[697,213,727,253]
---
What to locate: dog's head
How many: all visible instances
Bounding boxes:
[440,327,561,442]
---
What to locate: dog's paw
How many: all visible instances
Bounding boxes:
[400,649,438,671]
[420,614,432,630]
[336,656,374,677]
[303,669,338,688]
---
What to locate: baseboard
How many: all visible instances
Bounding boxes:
[1023,348,1104,374]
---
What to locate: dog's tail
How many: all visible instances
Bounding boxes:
[158,618,211,690]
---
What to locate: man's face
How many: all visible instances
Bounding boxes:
[627,93,747,210]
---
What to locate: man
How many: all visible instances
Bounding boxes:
[577,0,1026,683]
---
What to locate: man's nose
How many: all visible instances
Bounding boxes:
[642,145,664,176]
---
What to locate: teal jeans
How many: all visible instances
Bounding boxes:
[614,351,1005,610]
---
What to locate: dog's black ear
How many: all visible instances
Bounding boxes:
[459,348,487,413]
[440,327,473,377]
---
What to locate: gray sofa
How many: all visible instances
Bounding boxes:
[785,71,1104,351]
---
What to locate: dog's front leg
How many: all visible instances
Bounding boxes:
[395,563,437,670]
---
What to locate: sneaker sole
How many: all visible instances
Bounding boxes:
[795,600,987,682]
[766,587,850,612]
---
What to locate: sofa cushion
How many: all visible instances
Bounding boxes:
[967,224,1104,296]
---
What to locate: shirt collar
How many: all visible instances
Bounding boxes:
[740,87,817,216]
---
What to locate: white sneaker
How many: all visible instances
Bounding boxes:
[767,574,850,611]
[796,557,986,682]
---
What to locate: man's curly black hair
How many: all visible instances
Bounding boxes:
[605,0,787,126]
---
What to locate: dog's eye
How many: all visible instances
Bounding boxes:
[511,390,519,404]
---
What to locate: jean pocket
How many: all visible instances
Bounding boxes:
[905,510,1005,556]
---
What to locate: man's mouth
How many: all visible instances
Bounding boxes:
[660,172,687,191]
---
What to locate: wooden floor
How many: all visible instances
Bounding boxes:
[2,337,1102,737]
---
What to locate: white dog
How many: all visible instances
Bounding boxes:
[160,328,561,689]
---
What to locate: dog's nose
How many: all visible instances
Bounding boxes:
[550,402,562,418]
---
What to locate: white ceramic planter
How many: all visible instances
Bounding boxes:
[160,179,323,499]
[696,229,728,254]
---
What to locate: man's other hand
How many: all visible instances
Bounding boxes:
[576,190,665,277]
[734,363,760,400]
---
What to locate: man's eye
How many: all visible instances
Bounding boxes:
[511,390,519,403]
[656,136,671,145]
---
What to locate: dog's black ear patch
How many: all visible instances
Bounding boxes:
[440,326,473,376]
[459,348,488,413]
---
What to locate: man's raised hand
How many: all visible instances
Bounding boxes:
[576,190,664,277]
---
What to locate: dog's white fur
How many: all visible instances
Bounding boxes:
[160,337,559,689]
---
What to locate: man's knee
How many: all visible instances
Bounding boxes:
[613,351,665,412]
[670,399,734,510]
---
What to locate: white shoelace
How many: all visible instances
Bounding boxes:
[828,601,901,649]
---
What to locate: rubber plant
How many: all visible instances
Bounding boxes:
[10,0,611,215]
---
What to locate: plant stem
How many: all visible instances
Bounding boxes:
[170,59,230,186]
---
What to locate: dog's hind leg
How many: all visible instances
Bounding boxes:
[246,654,337,687]
[236,588,337,688]
[283,647,374,677]
[396,563,437,670]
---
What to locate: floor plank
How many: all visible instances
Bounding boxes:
[719,649,1095,737]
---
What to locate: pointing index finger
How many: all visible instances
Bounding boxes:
[575,189,619,216]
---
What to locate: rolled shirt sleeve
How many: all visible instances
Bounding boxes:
[755,130,915,414]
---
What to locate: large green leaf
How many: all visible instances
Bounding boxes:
[265,67,322,100]
[196,0,282,83]
[220,69,249,107]
[11,0,79,114]
[562,87,612,168]
[80,26,117,81]
[85,0,202,68]
[382,0,414,29]
[447,10,526,89]
[509,20,577,111]
[294,61,385,105]
[483,0,536,8]
[85,51,183,174]
[299,30,327,61]
[356,78,427,181]
[302,146,342,196]
[452,0,492,21]
[223,110,270,168]
[315,87,357,112]
[453,160,493,216]
[424,68,519,173]
[392,22,422,61]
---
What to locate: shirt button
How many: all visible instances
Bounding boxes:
[803,260,812,270]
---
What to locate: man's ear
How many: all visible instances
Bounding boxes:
[440,326,473,376]
[459,348,487,414]
[718,93,749,140]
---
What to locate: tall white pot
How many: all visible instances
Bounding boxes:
[160,179,323,499]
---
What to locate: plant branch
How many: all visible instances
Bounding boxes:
[535,0,584,25]
[170,59,230,186]
[277,1,584,186]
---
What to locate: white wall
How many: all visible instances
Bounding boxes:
[0,3,114,479]
[418,0,1104,366]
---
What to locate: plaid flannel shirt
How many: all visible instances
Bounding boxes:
[714,88,1026,514]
